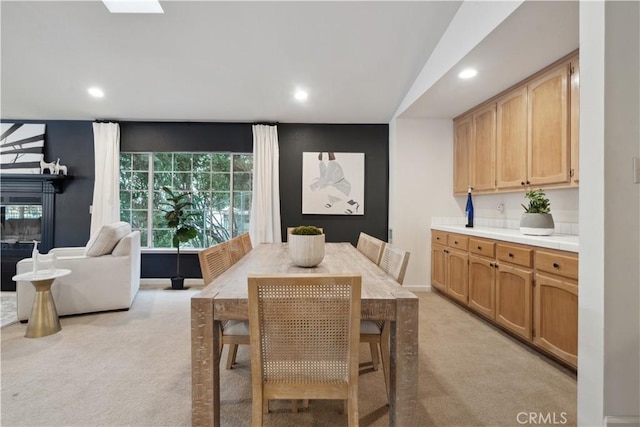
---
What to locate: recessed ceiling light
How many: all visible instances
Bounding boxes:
[294,89,308,102]
[88,87,105,98]
[458,68,478,79]
[102,0,163,14]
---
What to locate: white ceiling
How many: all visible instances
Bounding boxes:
[0,1,578,124]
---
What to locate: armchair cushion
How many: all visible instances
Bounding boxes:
[86,221,131,257]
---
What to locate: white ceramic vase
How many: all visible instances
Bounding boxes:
[288,233,325,267]
[520,213,555,236]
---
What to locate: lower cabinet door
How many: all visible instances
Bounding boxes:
[447,249,468,303]
[431,244,447,292]
[496,263,533,340]
[468,254,496,319]
[534,273,578,367]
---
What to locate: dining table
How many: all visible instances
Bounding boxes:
[191,242,419,426]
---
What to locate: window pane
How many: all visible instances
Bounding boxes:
[233,154,253,172]
[153,172,172,190]
[153,229,173,248]
[233,172,252,191]
[174,154,192,172]
[132,172,148,190]
[120,153,132,171]
[193,173,211,191]
[192,154,211,172]
[131,191,148,210]
[154,153,172,172]
[174,172,191,190]
[131,210,148,229]
[212,174,230,191]
[132,154,149,171]
[212,154,230,172]
[120,209,131,224]
[211,191,230,211]
[120,191,132,210]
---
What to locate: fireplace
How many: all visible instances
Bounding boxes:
[0,174,68,291]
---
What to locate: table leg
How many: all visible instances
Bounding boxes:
[191,297,221,427]
[389,297,419,426]
[25,278,61,338]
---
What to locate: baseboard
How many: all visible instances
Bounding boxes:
[605,416,640,427]
[140,278,204,288]
[403,285,430,293]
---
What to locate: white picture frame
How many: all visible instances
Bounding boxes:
[302,152,364,215]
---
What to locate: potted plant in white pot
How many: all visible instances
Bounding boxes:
[520,189,555,236]
[288,225,325,267]
[160,186,198,289]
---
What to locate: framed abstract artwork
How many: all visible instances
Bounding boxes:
[0,123,46,174]
[302,152,364,215]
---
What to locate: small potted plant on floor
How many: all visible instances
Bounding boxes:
[288,226,325,267]
[160,186,198,289]
[520,189,555,236]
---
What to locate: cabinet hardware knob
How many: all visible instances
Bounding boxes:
[489,263,494,267]
[436,237,440,240]
[508,253,514,258]
[494,263,499,269]
[454,241,458,244]
[526,180,530,185]
[553,263,559,268]
[477,246,482,250]
[521,181,525,186]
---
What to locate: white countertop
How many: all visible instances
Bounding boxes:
[431,224,579,252]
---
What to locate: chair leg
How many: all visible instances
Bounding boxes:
[225,344,239,370]
[347,397,359,426]
[369,342,380,371]
[253,391,264,427]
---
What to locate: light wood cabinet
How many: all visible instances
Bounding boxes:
[431,243,447,292]
[468,254,496,319]
[453,51,579,195]
[527,61,571,186]
[453,116,472,195]
[496,262,533,340]
[430,230,578,369]
[446,248,469,304]
[471,103,496,191]
[570,58,580,184]
[496,86,528,189]
[534,249,578,367]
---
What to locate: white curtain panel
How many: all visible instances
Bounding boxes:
[90,122,121,240]
[249,124,282,244]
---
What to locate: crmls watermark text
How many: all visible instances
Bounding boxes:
[516,412,568,425]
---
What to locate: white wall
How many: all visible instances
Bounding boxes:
[389,118,460,290]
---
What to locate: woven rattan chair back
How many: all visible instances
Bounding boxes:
[356,232,386,265]
[228,236,245,265]
[198,242,232,286]
[248,274,361,426]
[240,232,252,253]
[378,245,411,285]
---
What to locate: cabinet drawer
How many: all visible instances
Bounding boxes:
[536,249,578,280]
[447,234,469,251]
[497,243,533,268]
[469,238,496,258]
[432,230,448,245]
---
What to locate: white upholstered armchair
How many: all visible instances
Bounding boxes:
[16,223,141,321]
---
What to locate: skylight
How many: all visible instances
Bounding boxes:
[102,0,164,14]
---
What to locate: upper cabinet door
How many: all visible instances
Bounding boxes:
[496,87,528,189]
[527,62,571,185]
[471,104,496,191]
[453,115,472,195]
[570,56,580,184]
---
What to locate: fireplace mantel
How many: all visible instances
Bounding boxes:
[0,173,72,193]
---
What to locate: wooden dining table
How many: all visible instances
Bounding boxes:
[191,242,419,426]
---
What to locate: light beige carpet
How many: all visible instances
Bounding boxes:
[0,288,576,426]
[1,292,17,328]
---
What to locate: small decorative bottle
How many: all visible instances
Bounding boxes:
[465,187,474,228]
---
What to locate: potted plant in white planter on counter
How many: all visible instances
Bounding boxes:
[520,189,555,236]
[288,226,325,267]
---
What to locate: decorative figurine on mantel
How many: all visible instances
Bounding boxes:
[39,155,56,174]
[54,158,68,175]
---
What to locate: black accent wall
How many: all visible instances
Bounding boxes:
[2,120,389,280]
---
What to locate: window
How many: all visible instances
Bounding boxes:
[119,152,252,248]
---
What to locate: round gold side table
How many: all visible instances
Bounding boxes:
[12,269,71,338]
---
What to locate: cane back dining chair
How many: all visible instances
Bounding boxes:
[361,244,411,398]
[240,232,253,254]
[198,242,250,370]
[356,232,386,265]
[228,235,246,265]
[248,274,362,426]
